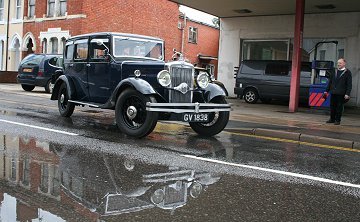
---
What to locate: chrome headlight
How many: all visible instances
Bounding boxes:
[157,70,171,87]
[151,189,165,205]
[196,72,210,89]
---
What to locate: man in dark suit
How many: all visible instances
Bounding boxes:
[324,58,352,125]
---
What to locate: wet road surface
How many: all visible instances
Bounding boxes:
[0,86,359,221]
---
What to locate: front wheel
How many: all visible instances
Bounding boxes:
[21,84,35,92]
[115,88,158,138]
[189,97,229,137]
[45,79,52,93]
[58,83,75,117]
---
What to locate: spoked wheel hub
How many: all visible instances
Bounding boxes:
[126,106,138,120]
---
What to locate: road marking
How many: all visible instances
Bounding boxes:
[0,119,78,136]
[226,131,360,153]
[182,154,360,189]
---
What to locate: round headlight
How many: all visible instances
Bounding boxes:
[197,72,210,89]
[157,70,171,87]
[190,182,203,198]
[151,189,165,205]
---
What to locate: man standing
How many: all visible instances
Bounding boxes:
[324,58,352,125]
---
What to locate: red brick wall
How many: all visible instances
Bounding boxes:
[80,0,181,61]
[21,0,219,70]
[183,20,219,76]
[0,71,18,83]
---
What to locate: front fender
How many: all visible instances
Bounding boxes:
[203,83,227,102]
[110,78,157,104]
[50,75,76,100]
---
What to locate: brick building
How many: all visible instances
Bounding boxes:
[0,0,219,80]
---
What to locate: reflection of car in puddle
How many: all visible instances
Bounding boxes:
[55,145,221,216]
[0,134,220,220]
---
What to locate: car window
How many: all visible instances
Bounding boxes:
[48,56,63,68]
[240,61,263,75]
[20,54,45,66]
[75,43,88,60]
[90,38,109,60]
[65,44,74,60]
[265,63,290,76]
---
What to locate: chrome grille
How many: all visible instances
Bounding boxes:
[169,66,193,103]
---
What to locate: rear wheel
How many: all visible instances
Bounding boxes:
[58,83,75,117]
[21,84,35,92]
[244,88,259,104]
[189,97,229,137]
[115,88,158,138]
[45,79,52,93]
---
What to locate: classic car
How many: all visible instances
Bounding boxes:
[51,32,230,138]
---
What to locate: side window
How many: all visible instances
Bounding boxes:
[265,63,290,76]
[65,44,74,60]
[240,62,263,75]
[75,43,88,60]
[90,39,109,60]
[48,57,58,66]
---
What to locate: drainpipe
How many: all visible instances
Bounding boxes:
[5,0,11,71]
[181,13,186,57]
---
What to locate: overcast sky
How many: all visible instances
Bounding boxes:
[179,5,217,26]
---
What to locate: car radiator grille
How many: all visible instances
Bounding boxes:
[169,66,193,103]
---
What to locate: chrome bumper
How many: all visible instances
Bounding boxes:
[146,102,231,113]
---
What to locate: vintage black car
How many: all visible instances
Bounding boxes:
[51,32,230,138]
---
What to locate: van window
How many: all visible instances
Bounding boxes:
[265,63,290,76]
[240,62,263,75]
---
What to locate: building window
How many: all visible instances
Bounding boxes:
[22,158,30,186]
[48,0,55,17]
[0,0,4,21]
[42,39,47,53]
[16,0,22,19]
[28,0,35,18]
[40,163,49,193]
[50,37,58,54]
[60,0,67,16]
[188,27,198,44]
[242,40,290,61]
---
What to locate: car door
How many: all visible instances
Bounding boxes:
[87,37,112,103]
[263,61,291,99]
[65,38,90,101]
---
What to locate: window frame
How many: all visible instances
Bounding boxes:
[188,26,198,44]
[28,0,36,18]
[15,0,22,20]
[0,0,4,21]
[47,0,56,17]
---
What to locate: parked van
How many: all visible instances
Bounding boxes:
[234,60,312,104]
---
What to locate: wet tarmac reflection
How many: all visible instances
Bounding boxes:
[0,134,221,221]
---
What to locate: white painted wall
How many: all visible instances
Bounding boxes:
[218,12,360,107]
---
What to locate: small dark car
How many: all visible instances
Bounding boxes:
[51,32,230,138]
[17,54,63,93]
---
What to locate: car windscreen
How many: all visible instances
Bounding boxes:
[20,54,45,66]
[113,37,163,60]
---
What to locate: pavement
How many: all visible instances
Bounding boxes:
[0,83,360,150]
[226,97,360,150]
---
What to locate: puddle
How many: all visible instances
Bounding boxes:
[0,133,221,221]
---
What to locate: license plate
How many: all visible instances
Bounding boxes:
[23,68,33,73]
[182,113,209,122]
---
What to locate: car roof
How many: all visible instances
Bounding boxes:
[68,32,164,42]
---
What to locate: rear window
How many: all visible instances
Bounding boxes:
[240,62,263,75]
[20,54,45,66]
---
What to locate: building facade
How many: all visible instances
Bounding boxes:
[218,12,360,106]
[0,0,219,78]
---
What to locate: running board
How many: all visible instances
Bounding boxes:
[68,100,101,108]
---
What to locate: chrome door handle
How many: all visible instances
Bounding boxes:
[86,64,91,67]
